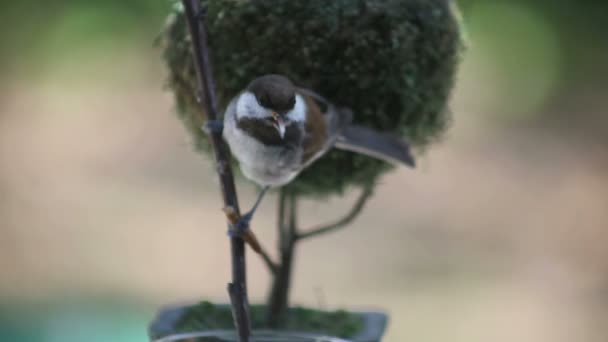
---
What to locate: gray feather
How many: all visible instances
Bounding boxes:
[335,126,416,167]
[299,87,415,167]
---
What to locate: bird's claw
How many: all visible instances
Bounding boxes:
[227,212,253,237]
[202,120,224,135]
[225,187,269,238]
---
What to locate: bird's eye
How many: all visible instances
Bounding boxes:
[289,97,296,108]
[257,95,270,107]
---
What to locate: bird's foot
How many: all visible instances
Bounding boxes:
[226,186,269,238]
[227,211,253,237]
[202,120,224,135]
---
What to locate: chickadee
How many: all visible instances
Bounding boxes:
[205,74,415,234]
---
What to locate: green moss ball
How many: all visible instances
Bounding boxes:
[161,0,463,196]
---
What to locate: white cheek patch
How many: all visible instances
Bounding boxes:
[237,91,305,123]
[286,94,306,122]
[236,92,270,119]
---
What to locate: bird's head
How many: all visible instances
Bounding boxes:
[236,74,305,139]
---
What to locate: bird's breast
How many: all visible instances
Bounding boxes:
[224,115,303,187]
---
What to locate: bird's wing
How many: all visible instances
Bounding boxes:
[298,91,330,166]
[296,87,353,167]
[297,87,415,168]
[297,87,352,134]
[335,126,416,167]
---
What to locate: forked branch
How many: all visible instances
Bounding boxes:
[295,186,375,241]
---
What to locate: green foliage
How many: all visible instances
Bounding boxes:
[176,301,363,338]
[161,0,463,196]
[0,1,169,70]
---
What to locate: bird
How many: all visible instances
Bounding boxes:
[204,74,415,235]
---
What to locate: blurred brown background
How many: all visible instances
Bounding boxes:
[1,1,607,341]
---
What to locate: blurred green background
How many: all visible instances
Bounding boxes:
[1,1,607,341]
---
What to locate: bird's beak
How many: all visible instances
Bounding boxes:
[271,112,286,139]
[277,120,286,139]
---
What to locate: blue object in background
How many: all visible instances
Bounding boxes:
[0,299,152,342]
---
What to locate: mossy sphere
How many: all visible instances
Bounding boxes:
[162,0,463,196]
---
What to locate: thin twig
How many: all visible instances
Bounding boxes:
[288,192,298,239]
[266,191,298,325]
[278,189,288,249]
[276,189,288,262]
[258,247,278,275]
[295,186,374,241]
[180,1,251,340]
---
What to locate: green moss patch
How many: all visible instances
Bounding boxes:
[175,301,363,339]
[161,0,463,196]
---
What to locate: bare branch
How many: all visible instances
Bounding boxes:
[180,1,251,339]
[277,189,288,249]
[295,186,374,241]
[288,192,298,237]
[266,191,298,326]
[258,247,279,275]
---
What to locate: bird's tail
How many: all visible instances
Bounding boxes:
[335,126,416,167]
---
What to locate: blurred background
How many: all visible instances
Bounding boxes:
[1,0,607,341]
